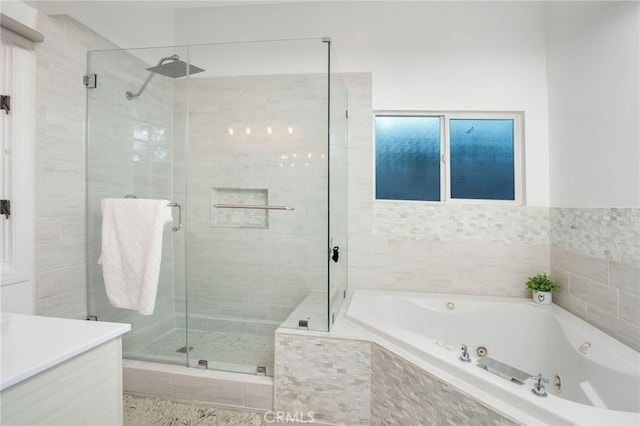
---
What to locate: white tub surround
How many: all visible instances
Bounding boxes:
[275,333,372,425]
[348,290,640,426]
[274,290,640,425]
[370,343,519,426]
[1,314,130,425]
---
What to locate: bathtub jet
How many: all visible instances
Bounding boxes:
[126,54,205,100]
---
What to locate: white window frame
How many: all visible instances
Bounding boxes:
[374,111,525,205]
[1,42,35,286]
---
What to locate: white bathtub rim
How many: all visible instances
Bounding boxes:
[344,290,640,426]
[350,290,640,374]
[354,318,639,426]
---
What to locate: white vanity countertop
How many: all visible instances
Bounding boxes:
[0,313,131,391]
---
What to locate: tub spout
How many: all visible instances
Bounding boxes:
[531,373,549,397]
[459,344,472,362]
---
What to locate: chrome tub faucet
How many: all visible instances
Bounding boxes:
[531,373,549,397]
[459,344,472,362]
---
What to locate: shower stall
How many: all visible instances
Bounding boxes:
[85,39,348,376]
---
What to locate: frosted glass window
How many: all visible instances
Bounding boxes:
[374,112,522,204]
[450,119,515,200]
[375,116,441,201]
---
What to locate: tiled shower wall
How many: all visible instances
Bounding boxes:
[346,74,550,298]
[34,14,115,318]
[173,75,330,328]
[34,12,177,339]
[550,208,640,351]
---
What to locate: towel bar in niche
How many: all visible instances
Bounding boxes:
[124,195,182,232]
[213,203,295,211]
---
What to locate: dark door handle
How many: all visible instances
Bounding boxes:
[331,246,339,263]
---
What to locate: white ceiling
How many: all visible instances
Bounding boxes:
[24,0,289,15]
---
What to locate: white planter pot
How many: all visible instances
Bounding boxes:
[533,291,552,305]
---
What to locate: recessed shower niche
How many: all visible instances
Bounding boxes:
[85,39,348,376]
[211,188,270,228]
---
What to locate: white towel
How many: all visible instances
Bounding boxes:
[99,198,172,315]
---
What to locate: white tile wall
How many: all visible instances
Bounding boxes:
[176,75,331,328]
[550,208,640,351]
[35,20,635,360]
[345,73,550,297]
[34,14,117,318]
[34,12,180,339]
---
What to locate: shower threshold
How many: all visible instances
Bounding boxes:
[125,328,275,376]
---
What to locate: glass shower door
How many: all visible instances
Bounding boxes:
[86,46,189,365]
[328,42,348,328]
[86,39,346,376]
[183,40,331,375]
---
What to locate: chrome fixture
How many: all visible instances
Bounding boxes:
[126,54,205,100]
[477,357,531,384]
[124,195,182,231]
[459,344,471,362]
[213,203,295,211]
[531,373,549,397]
[167,202,182,232]
[445,302,455,311]
[83,74,97,89]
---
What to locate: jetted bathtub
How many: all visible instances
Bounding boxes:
[346,290,640,425]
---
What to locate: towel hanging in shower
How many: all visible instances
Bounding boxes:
[98,198,172,315]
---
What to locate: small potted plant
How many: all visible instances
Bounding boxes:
[526,273,561,305]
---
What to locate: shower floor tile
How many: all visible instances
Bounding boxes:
[130,328,274,371]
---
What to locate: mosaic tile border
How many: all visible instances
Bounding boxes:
[371,343,519,426]
[274,333,371,425]
[374,203,549,245]
[550,207,640,266]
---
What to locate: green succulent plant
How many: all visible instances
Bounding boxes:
[525,273,561,292]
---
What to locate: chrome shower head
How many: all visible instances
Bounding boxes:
[126,54,205,100]
[146,59,205,79]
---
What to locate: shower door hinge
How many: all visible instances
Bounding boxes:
[83,74,97,89]
[86,315,98,321]
[1,95,10,114]
[256,366,267,376]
